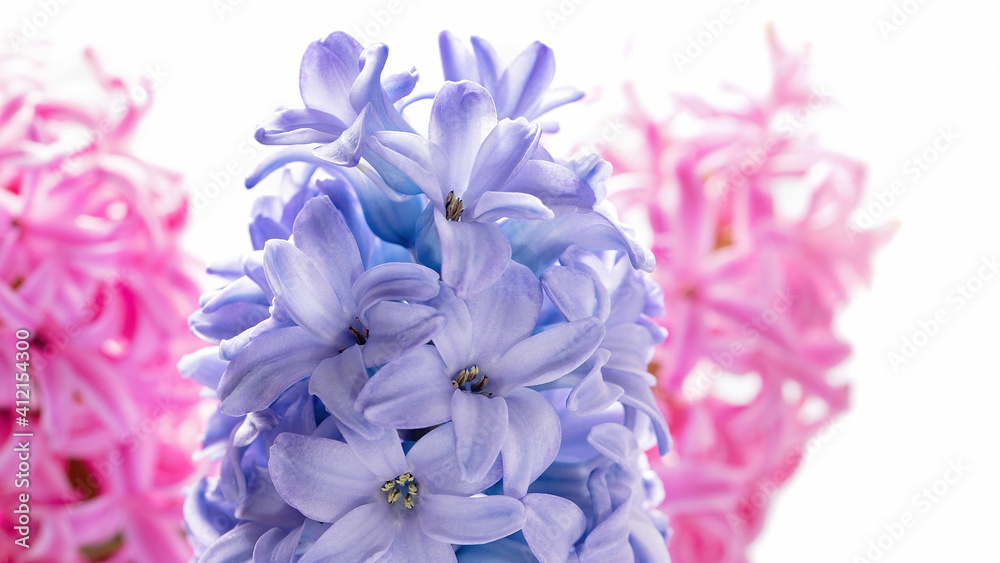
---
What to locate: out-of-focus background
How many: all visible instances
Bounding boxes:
[2,0,995,560]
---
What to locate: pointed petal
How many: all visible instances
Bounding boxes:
[382,519,457,562]
[292,195,364,303]
[299,32,363,123]
[451,391,508,482]
[463,260,540,361]
[353,261,442,316]
[439,30,478,82]
[356,346,453,428]
[502,159,597,215]
[309,347,385,440]
[500,389,561,498]
[492,317,605,394]
[495,42,555,119]
[254,108,347,145]
[436,214,511,299]
[522,493,587,563]
[367,131,447,204]
[428,81,497,194]
[424,283,473,374]
[472,191,553,222]
[351,43,413,132]
[406,424,502,496]
[263,239,348,343]
[269,433,376,523]
[218,327,335,416]
[300,502,396,563]
[566,350,624,416]
[418,494,525,545]
[464,118,540,207]
[362,301,445,367]
[540,265,601,322]
[339,423,407,480]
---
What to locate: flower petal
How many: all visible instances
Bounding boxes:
[362,301,445,367]
[254,108,348,145]
[501,389,561,498]
[309,347,385,440]
[492,317,605,394]
[299,32,363,123]
[428,81,497,195]
[472,191,553,223]
[424,283,473,374]
[406,424,502,496]
[464,260,540,361]
[292,195,364,306]
[566,350,624,416]
[418,493,525,545]
[381,518,457,562]
[503,159,598,215]
[218,326,335,416]
[269,433,376,523]
[353,261,442,316]
[540,265,602,322]
[521,493,587,563]
[339,422,407,480]
[451,391,508,482]
[299,502,396,563]
[262,239,348,344]
[356,346,453,428]
[367,131,447,205]
[464,118,540,207]
[494,42,555,119]
[436,214,512,299]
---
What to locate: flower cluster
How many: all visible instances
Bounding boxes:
[599,29,893,562]
[0,51,204,561]
[181,32,671,561]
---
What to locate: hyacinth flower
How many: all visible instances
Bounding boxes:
[182,30,671,562]
[0,51,205,561]
[599,28,893,562]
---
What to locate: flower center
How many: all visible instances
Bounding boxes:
[348,317,369,346]
[445,191,464,221]
[382,472,418,509]
[451,365,491,398]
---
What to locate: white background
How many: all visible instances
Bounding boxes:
[2,0,996,561]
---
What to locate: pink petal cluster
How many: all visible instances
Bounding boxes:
[601,29,893,561]
[0,50,204,562]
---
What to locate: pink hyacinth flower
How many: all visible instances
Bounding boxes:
[600,28,893,562]
[0,50,205,562]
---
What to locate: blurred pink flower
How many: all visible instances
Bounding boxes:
[0,50,204,562]
[601,28,893,562]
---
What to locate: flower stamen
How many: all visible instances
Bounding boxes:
[348,317,369,346]
[451,365,492,398]
[383,473,418,509]
[445,191,464,221]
